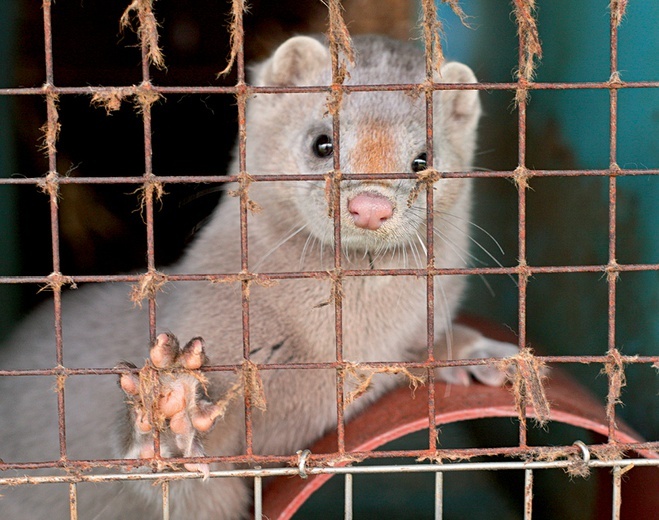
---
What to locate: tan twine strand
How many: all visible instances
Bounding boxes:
[323,170,343,219]
[602,348,636,431]
[211,360,267,417]
[606,259,621,284]
[209,270,278,300]
[91,87,136,113]
[513,0,542,81]
[54,366,68,394]
[90,83,163,114]
[323,0,355,118]
[512,0,542,105]
[218,0,247,77]
[120,0,165,69]
[242,359,267,411]
[325,0,355,84]
[131,177,167,220]
[130,270,168,307]
[314,269,344,308]
[513,165,533,190]
[407,167,441,208]
[39,90,60,158]
[420,0,471,77]
[343,363,426,406]
[37,271,77,293]
[420,0,445,75]
[610,0,629,27]
[228,172,262,213]
[608,71,624,87]
[37,171,61,205]
[325,86,344,118]
[417,442,627,477]
[497,347,551,427]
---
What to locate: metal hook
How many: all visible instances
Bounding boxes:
[573,440,590,464]
[296,449,311,479]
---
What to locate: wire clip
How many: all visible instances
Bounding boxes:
[296,449,312,479]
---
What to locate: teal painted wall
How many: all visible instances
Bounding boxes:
[438,0,658,441]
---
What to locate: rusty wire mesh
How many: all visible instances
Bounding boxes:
[0,0,658,519]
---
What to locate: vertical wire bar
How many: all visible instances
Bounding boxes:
[606,0,621,444]
[161,480,170,520]
[139,18,157,342]
[421,2,437,451]
[344,472,353,520]
[254,475,263,520]
[611,466,622,520]
[332,111,347,454]
[434,471,443,520]
[136,1,161,460]
[68,483,78,520]
[328,0,346,455]
[42,0,68,462]
[424,80,438,450]
[524,469,533,520]
[515,26,530,451]
[229,0,256,458]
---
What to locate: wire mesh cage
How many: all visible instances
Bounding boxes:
[0,1,657,519]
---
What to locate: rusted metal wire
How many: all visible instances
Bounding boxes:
[3,167,659,188]
[1,457,657,486]
[1,1,657,519]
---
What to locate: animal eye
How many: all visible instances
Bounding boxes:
[412,152,427,172]
[312,134,333,158]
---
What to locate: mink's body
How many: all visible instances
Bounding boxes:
[0,35,516,518]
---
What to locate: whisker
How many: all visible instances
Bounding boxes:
[414,231,428,259]
[300,231,319,270]
[409,235,423,268]
[439,210,506,256]
[431,227,472,267]
[439,218,517,287]
[435,275,454,362]
[251,223,308,271]
[431,227,497,297]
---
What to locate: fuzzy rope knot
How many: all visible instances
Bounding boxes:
[228,172,262,213]
[130,270,168,307]
[497,347,550,427]
[407,168,441,208]
[38,271,77,293]
[120,0,165,70]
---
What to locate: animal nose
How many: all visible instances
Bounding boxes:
[348,193,394,230]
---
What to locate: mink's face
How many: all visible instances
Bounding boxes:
[244,35,479,264]
[286,91,436,253]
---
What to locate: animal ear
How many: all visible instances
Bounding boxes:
[256,36,331,86]
[436,62,481,131]
[435,62,481,166]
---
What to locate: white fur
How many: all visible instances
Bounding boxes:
[0,35,516,519]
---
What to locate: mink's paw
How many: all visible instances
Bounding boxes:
[118,333,223,476]
[436,336,519,387]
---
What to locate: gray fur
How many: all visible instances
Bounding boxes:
[0,35,517,518]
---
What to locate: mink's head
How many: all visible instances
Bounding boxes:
[243,35,481,262]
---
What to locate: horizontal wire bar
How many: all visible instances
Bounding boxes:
[0,262,657,287]
[1,80,658,97]
[1,458,656,488]
[2,441,657,473]
[2,169,658,185]
[2,353,658,378]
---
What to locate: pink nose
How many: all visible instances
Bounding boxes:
[348,193,394,230]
